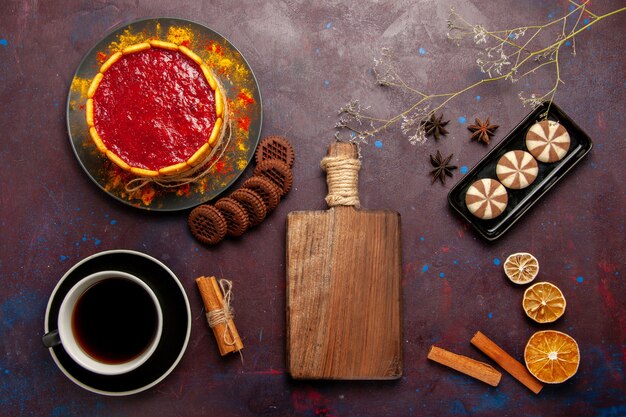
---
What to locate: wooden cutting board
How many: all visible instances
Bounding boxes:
[286,142,402,379]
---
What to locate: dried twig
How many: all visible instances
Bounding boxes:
[336,1,625,144]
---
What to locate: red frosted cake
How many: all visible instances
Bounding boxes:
[85,40,225,178]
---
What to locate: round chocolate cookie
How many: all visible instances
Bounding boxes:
[254,159,293,197]
[242,176,281,212]
[188,204,228,245]
[496,150,539,189]
[255,135,295,168]
[215,197,250,237]
[465,178,508,220]
[231,188,267,227]
[525,120,570,163]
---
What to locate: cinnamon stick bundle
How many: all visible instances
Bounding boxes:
[196,276,243,356]
[428,345,502,386]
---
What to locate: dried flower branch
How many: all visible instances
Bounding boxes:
[336,1,625,144]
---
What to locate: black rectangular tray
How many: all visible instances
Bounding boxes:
[447,102,593,240]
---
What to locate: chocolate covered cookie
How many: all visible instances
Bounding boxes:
[242,176,282,212]
[254,159,293,196]
[231,188,267,227]
[215,197,250,237]
[188,204,228,245]
[255,135,295,168]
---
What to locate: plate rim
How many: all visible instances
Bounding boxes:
[66,16,263,212]
[43,249,192,396]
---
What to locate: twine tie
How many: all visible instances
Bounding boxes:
[206,279,236,346]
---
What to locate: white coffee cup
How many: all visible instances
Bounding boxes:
[42,271,163,375]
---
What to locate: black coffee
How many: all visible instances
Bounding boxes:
[72,278,158,364]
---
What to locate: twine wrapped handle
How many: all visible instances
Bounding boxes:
[320,142,361,208]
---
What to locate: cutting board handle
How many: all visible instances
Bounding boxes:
[321,142,361,208]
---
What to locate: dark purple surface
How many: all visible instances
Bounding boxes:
[1,1,624,416]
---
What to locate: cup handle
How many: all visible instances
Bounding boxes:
[42,329,61,348]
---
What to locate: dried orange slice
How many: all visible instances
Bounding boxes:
[503,252,539,284]
[523,282,566,323]
[524,330,580,383]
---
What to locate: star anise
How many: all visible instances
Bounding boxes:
[429,150,457,185]
[468,117,499,144]
[422,113,449,140]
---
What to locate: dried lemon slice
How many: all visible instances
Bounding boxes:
[524,330,580,383]
[503,252,539,284]
[523,282,566,323]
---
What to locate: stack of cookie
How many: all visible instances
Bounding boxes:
[189,136,295,245]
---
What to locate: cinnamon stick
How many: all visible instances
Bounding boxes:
[196,276,243,356]
[427,345,502,386]
[471,331,543,394]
